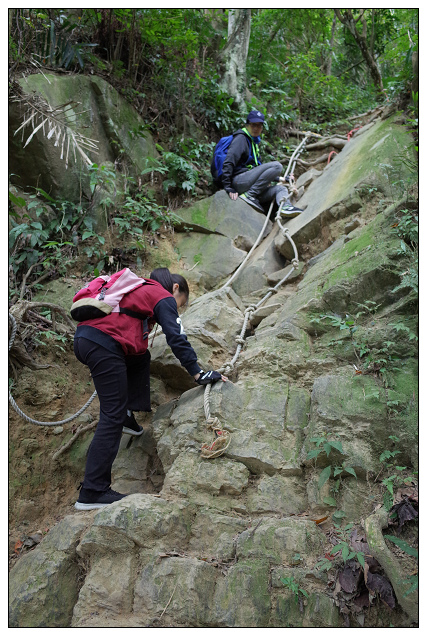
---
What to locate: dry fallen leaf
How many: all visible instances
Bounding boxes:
[14,540,23,554]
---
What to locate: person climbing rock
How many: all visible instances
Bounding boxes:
[211,109,304,218]
[73,267,227,510]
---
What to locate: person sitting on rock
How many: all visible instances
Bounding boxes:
[211,109,303,218]
[73,267,227,511]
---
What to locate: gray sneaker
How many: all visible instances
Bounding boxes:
[279,204,303,218]
[239,192,265,213]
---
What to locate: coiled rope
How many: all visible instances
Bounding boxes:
[200,132,314,459]
[8,313,97,426]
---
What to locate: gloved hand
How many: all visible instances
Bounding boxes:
[195,370,223,385]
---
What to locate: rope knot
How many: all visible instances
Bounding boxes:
[206,416,221,431]
[292,259,299,269]
[235,336,245,345]
[222,362,234,375]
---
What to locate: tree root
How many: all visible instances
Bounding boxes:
[364,506,418,624]
[9,300,75,372]
[52,421,97,461]
[9,300,75,331]
[296,152,331,167]
[305,137,347,151]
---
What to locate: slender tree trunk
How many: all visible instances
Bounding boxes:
[370,9,375,57]
[219,8,251,112]
[325,12,337,76]
[335,9,384,94]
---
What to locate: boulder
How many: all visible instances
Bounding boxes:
[235,517,326,566]
[305,373,389,475]
[174,231,247,290]
[9,74,158,206]
[188,509,248,560]
[246,474,308,515]
[72,553,135,626]
[76,495,192,556]
[133,555,220,626]
[9,515,89,627]
[266,261,304,286]
[211,560,271,627]
[230,223,287,296]
[174,190,272,250]
[161,451,250,499]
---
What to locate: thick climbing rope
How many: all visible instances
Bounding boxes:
[8,313,97,426]
[200,132,314,459]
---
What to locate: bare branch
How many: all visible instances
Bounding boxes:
[52,422,97,460]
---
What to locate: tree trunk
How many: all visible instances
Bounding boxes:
[334,9,384,94]
[370,9,375,57]
[220,9,251,112]
[325,12,337,76]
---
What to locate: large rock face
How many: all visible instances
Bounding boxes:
[9,73,158,204]
[9,110,418,627]
[173,190,282,290]
[274,115,414,259]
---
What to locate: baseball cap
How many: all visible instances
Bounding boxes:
[247,110,265,124]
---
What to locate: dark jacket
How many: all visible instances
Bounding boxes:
[212,129,262,194]
[74,280,201,376]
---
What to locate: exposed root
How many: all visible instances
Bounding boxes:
[364,506,418,623]
[9,300,75,372]
[52,422,97,461]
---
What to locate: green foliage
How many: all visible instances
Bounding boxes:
[383,534,418,597]
[307,432,356,523]
[311,291,417,381]
[378,436,417,511]
[8,189,84,290]
[391,208,418,296]
[156,145,199,193]
[34,329,71,353]
[280,576,309,603]
[35,19,98,70]
[316,523,365,572]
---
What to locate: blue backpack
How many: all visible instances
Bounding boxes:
[211,131,260,184]
[212,134,235,180]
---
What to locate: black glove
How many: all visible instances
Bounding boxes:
[196,370,222,385]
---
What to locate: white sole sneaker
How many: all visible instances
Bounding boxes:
[74,501,110,510]
[122,425,144,436]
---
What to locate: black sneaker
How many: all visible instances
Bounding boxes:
[279,204,303,218]
[75,487,128,510]
[239,192,265,213]
[122,413,143,436]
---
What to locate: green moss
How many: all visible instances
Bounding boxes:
[190,199,210,227]
[322,117,415,208]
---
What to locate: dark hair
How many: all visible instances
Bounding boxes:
[150,267,189,300]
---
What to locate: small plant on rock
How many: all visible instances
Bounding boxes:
[307,432,357,524]
[280,575,309,604]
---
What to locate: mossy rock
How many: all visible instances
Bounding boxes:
[211,559,271,627]
[9,515,88,627]
[10,73,157,205]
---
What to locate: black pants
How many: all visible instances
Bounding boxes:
[74,337,151,492]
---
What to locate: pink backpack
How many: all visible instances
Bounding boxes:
[70,268,148,322]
